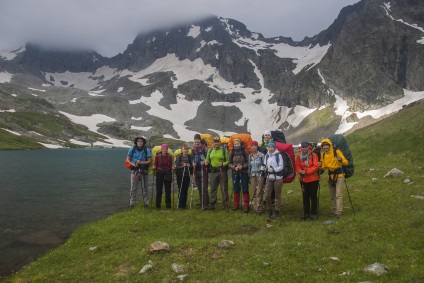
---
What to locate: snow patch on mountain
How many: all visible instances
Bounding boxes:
[0,46,25,60]
[187,25,201,38]
[0,71,13,83]
[59,111,116,132]
[131,90,202,141]
[381,2,424,44]
[2,128,21,135]
[220,18,330,74]
[131,125,152,131]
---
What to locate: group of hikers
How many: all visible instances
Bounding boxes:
[125,130,350,220]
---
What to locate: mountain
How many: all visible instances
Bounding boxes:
[0,0,423,148]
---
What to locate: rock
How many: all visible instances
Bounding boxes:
[89,246,97,251]
[341,271,350,276]
[404,179,411,183]
[372,178,378,181]
[149,241,170,253]
[287,190,293,194]
[323,220,336,225]
[139,264,153,274]
[329,257,340,261]
[266,224,273,228]
[384,168,404,177]
[362,262,389,276]
[176,274,188,281]
[172,263,184,273]
[408,182,414,185]
[217,240,234,248]
[263,262,270,266]
[411,195,424,200]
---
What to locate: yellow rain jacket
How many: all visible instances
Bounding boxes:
[320,138,348,178]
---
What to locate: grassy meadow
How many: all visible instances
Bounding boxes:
[4,103,424,282]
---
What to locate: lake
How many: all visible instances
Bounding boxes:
[0,148,137,277]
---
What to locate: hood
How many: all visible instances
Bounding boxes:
[269,149,280,156]
[320,138,334,155]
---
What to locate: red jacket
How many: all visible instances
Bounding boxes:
[295,147,319,183]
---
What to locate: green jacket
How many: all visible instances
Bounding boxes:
[206,146,229,168]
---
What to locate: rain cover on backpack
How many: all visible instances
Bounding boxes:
[275,142,296,183]
[329,134,354,178]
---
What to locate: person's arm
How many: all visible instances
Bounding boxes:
[242,151,249,169]
[295,154,302,174]
[222,149,229,167]
[274,154,284,172]
[228,151,235,170]
[336,149,348,166]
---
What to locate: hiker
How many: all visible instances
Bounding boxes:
[263,141,284,219]
[259,130,273,149]
[318,138,348,218]
[126,136,152,209]
[205,136,229,210]
[229,138,250,212]
[248,141,265,214]
[175,145,193,209]
[153,144,174,210]
[192,133,209,209]
[295,141,320,220]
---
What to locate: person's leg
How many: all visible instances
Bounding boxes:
[180,175,190,208]
[209,172,219,208]
[328,179,337,215]
[164,178,172,209]
[309,180,319,217]
[301,181,309,219]
[272,179,283,217]
[142,174,149,206]
[232,173,241,209]
[156,173,164,209]
[265,180,274,214]
[241,173,250,210]
[335,177,345,216]
[129,171,139,207]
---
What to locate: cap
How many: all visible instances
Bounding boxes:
[301,141,309,148]
[251,141,258,147]
[264,130,271,136]
[161,143,169,149]
[213,136,220,142]
[268,141,276,148]
[194,134,201,140]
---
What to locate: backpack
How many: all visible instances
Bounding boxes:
[276,142,296,183]
[228,133,253,154]
[328,134,354,178]
[125,145,148,171]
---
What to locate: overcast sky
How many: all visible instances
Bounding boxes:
[0,0,360,57]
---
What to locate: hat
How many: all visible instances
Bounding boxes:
[213,136,220,142]
[251,141,258,147]
[234,138,241,143]
[300,141,309,148]
[268,141,276,148]
[161,143,169,149]
[194,134,201,140]
[264,130,271,136]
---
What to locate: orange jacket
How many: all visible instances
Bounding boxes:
[295,147,319,183]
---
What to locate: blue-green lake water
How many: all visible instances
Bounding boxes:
[0,148,132,276]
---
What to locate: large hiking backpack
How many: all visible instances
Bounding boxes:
[148,145,174,174]
[328,134,354,178]
[200,134,214,148]
[125,145,149,171]
[275,142,296,183]
[228,133,253,154]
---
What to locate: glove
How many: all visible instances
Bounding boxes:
[260,165,266,171]
[268,167,274,173]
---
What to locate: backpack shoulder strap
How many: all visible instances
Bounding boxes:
[222,147,227,162]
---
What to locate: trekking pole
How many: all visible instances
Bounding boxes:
[189,166,195,209]
[344,179,355,215]
[178,166,186,209]
[256,172,268,219]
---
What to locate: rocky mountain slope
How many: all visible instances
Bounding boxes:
[0,0,423,148]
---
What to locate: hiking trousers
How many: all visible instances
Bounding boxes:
[209,171,228,208]
[251,175,265,212]
[156,172,172,209]
[329,177,344,215]
[301,180,319,216]
[130,171,149,206]
[177,174,190,208]
[265,178,283,212]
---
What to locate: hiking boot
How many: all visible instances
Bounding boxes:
[310,214,317,220]
[144,204,149,210]
[267,210,273,219]
[271,211,279,219]
[329,212,337,217]
[209,205,215,210]
[303,214,309,221]
[244,207,250,213]
[129,205,135,210]
[232,206,240,211]
[335,214,342,219]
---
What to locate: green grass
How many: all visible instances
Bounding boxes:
[4,103,424,282]
[0,129,44,150]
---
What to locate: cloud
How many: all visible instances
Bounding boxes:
[0,0,359,57]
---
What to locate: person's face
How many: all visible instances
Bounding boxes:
[301,146,308,153]
[214,140,220,148]
[182,147,188,155]
[136,139,144,147]
[322,144,330,152]
[194,138,200,145]
[234,141,241,148]
[268,146,275,153]
[251,145,258,152]
[264,134,271,141]
[162,147,168,154]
